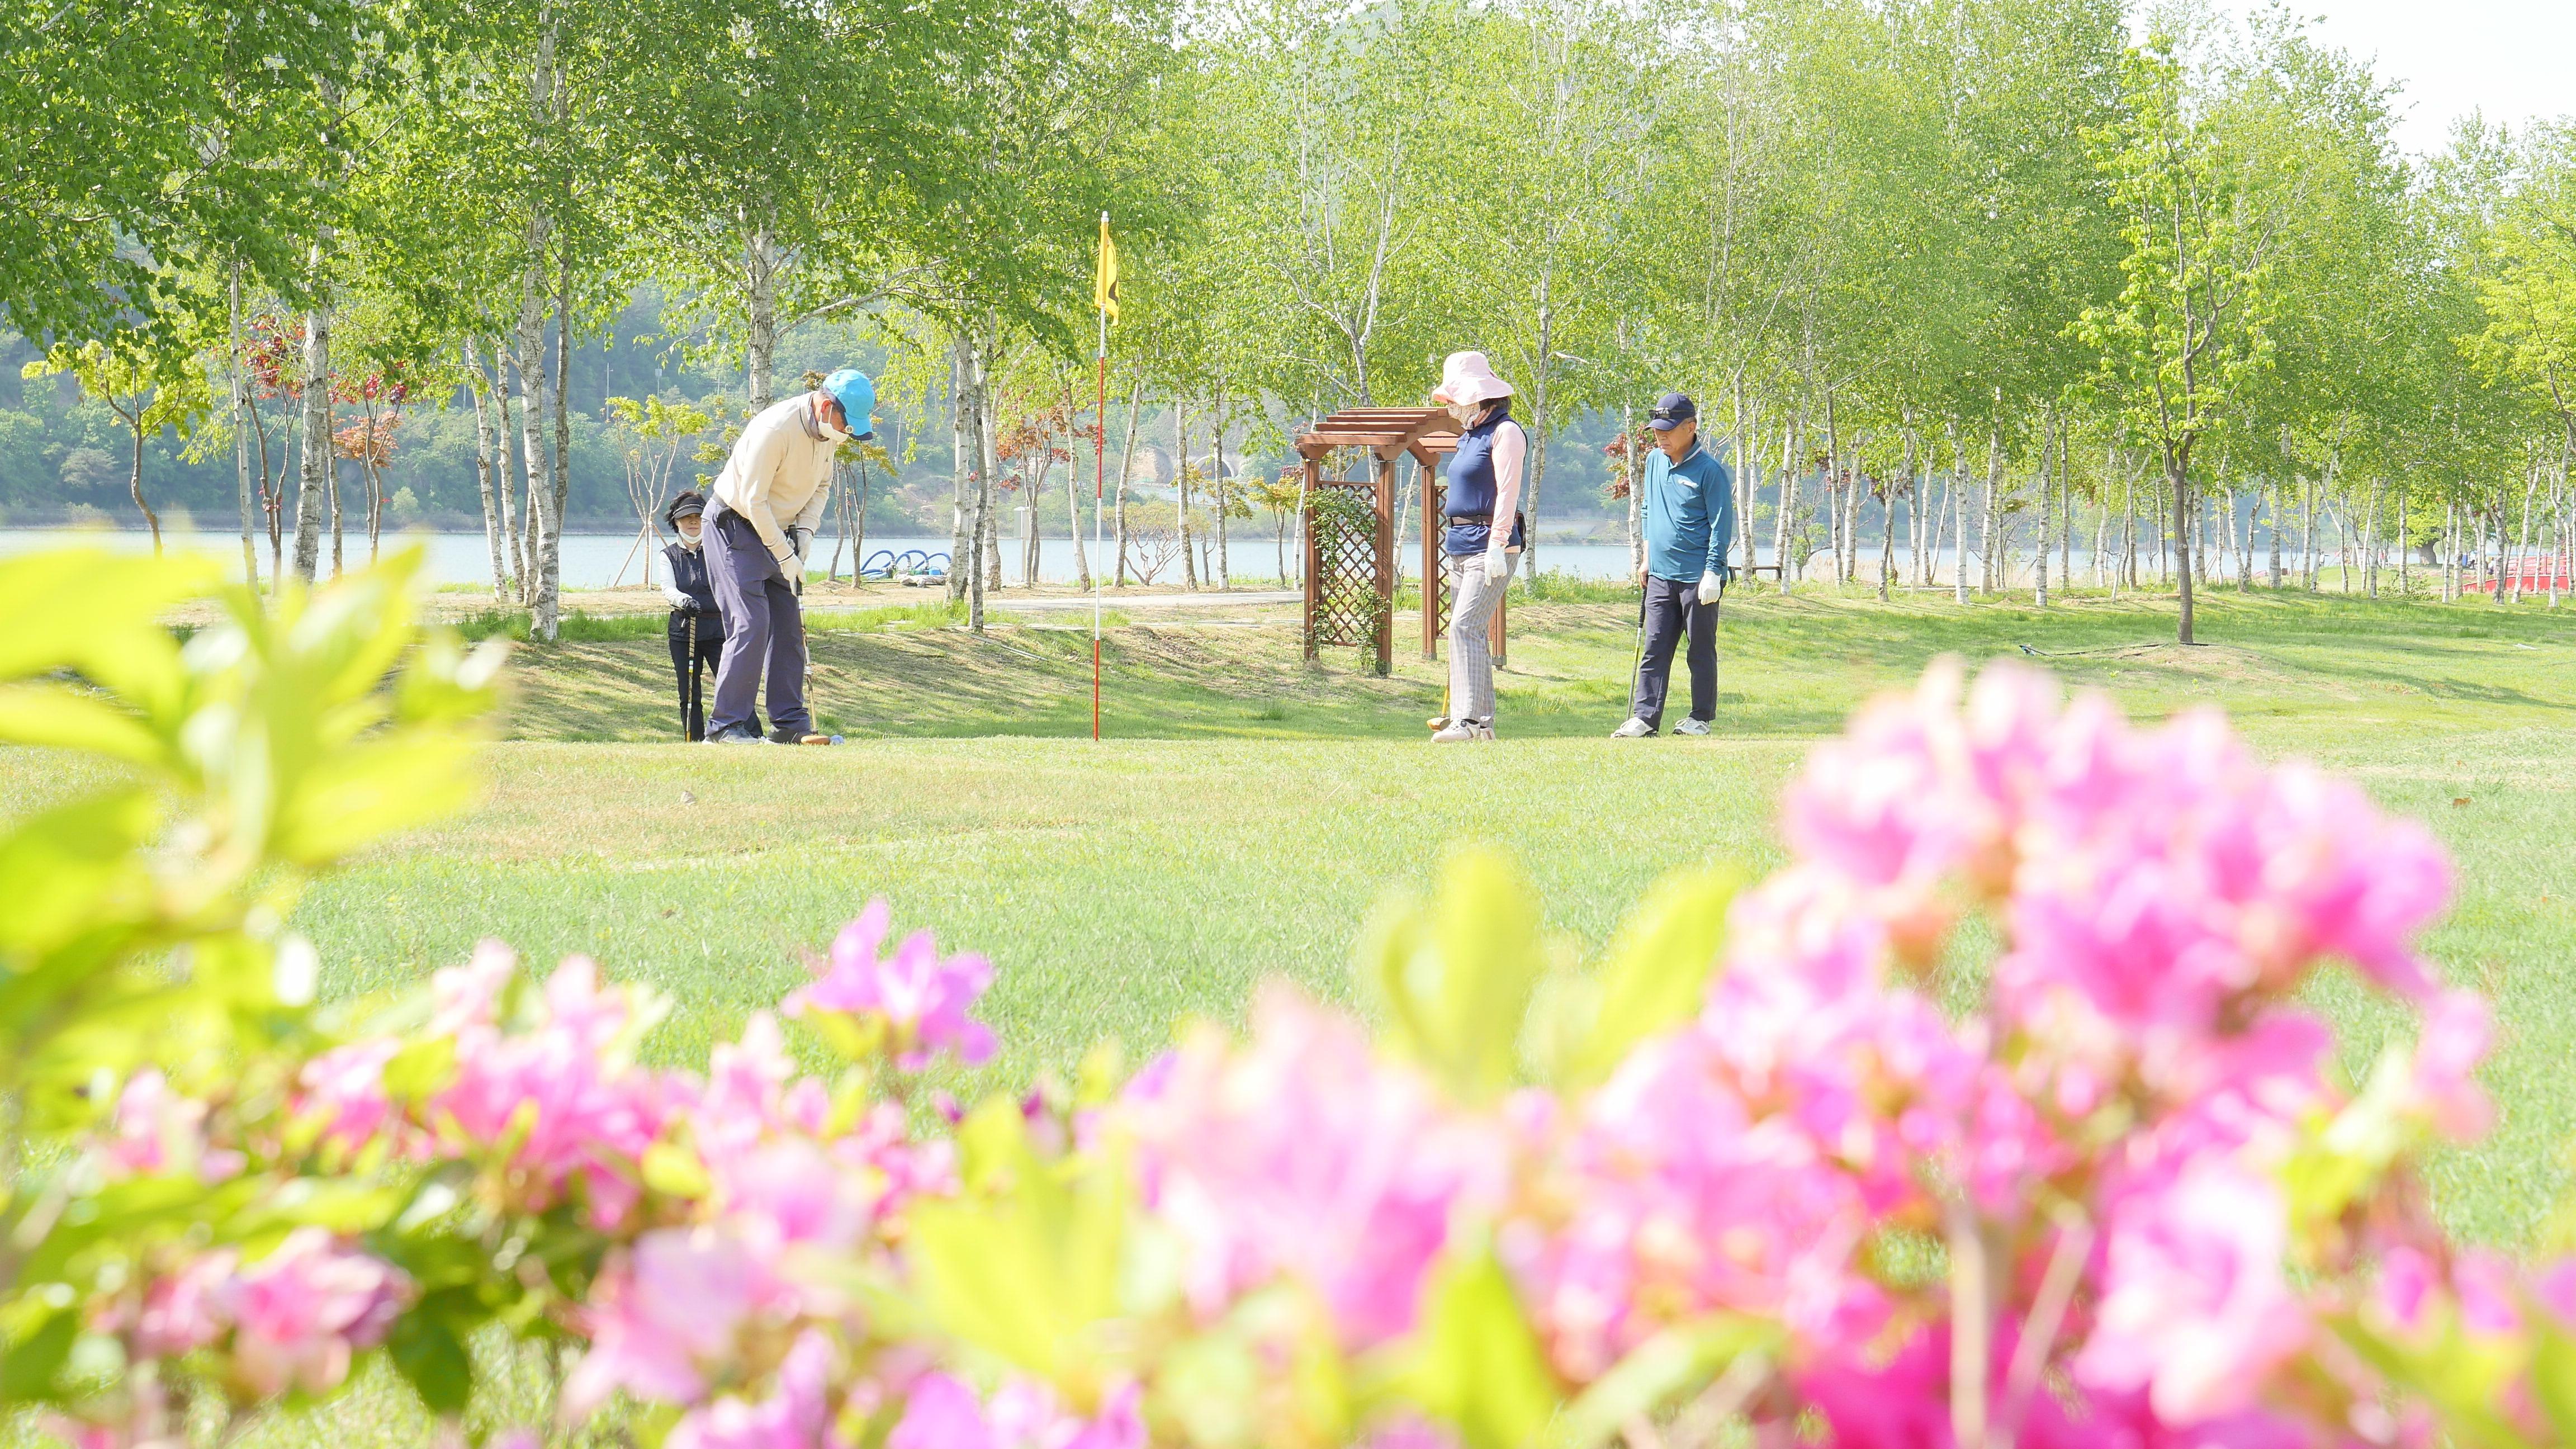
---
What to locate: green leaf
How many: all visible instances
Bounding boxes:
[0,549,213,690]
[1549,1318,1775,1449]
[0,684,164,765]
[906,1097,1130,1389]
[0,1306,80,1404]
[1400,1242,1561,1449]
[642,1143,713,1201]
[1564,866,1741,1088]
[381,1035,459,1104]
[0,789,156,958]
[389,1310,475,1414]
[1366,848,1547,1103]
[2534,1324,2576,1442]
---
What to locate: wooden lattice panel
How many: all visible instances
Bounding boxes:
[1429,477,1455,640]
[1307,480,1382,650]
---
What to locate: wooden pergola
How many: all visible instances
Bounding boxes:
[1291,407,1505,676]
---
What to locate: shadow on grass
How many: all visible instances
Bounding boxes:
[489,589,2576,744]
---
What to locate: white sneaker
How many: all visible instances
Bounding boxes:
[1431,718,1494,744]
[1611,717,1654,739]
[1673,718,1711,736]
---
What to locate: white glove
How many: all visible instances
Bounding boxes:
[1697,569,1725,605]
[661,583,693,611]
[788,525,813,562]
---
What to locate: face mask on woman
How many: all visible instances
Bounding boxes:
[678,518,704,551]
[1446,397,1484,428]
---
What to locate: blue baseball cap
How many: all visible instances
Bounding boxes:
[823,368,877,441]
[1649,392,1697,431]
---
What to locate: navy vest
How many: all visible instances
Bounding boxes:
[664,541,719,613]
[1442,402,1528,557]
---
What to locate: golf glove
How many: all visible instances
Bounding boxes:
[1697,569,1725,605]
[661,583,693,611]
[787,526,813,563]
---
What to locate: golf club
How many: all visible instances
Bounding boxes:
[1627,580,1647,709]
[684,612,699,741]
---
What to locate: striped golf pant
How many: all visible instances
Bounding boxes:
[1448,551,1515,723]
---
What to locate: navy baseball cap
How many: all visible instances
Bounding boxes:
[1649,392,1697,430]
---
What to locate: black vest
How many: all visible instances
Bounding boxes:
[665,541,719,612]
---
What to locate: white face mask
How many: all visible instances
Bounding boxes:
[812,394,853,444]
[1446,398,1484,427]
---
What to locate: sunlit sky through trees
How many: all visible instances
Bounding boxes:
[2195,0,2573,152]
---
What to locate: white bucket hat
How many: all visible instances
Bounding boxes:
[1430,351,1514,407]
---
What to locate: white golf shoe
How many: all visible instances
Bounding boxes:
[1673,718,1712,737]
[1431,718,1495,744]
[1610,717,1654,738]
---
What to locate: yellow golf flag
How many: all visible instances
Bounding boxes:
[1093,213,1120,323]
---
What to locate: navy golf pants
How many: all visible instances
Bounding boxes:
[1631,574,1720,731]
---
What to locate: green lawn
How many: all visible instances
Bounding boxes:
[7,585,2575,1245]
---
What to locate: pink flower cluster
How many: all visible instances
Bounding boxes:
[126,1228,409,1398]
[1118,985,1503,1349]
[1503,662,2488,1440]
[97,1069,245,1183]
[892,1374,1144,1449]
[786,899,999,1069]
[59,667,2545,1449]
[1108,663,2507,1445]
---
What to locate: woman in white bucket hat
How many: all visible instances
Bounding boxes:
[1427,351,1526,744]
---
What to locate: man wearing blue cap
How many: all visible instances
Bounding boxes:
[1613,391,1734,738]
[701,368,875,744]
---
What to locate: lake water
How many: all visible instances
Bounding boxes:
[4,526,2308,591]
[5,527,1649,588]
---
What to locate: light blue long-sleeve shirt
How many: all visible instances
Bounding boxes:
[1643,439,1735,583]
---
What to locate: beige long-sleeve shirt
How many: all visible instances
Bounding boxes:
[711,393,836,564]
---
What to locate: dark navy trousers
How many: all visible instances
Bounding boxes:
[1630,574,1720,730]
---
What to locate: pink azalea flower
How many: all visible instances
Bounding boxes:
[2453,1251,2524,1336]
[215,1229,410,1397]
[715,1139,877,1255]
[784,901,997,1069]
[98,1069,241,1183]
[2373,1246,2438,1334]
[2078,1161,2309,1424]
[132,1250,236,1357]
[297,1039,403,1154]
[431,939,518,1034]
[569,1228,785,1413]
[2407,990,2494,1140]
[889,1372,994,1449]
[666,1330,845,1449]
[2536,1258,2576,1329]
[430,956,681,1226]
[1510,1026,1885,1379]
[1118,984,1498,1349]
[889,1375,1141,1449]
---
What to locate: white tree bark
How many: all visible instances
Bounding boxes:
[230,267,258,592]
[1950,422,1969,604]
[744,217,780,413]
[291,300,330,583]
[464,338,509,598]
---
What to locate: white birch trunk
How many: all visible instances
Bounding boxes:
[291,302,330,582]
[464,338,508,598]
[228,269,257,591]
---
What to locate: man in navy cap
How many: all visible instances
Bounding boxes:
[1613,391,1734,738]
